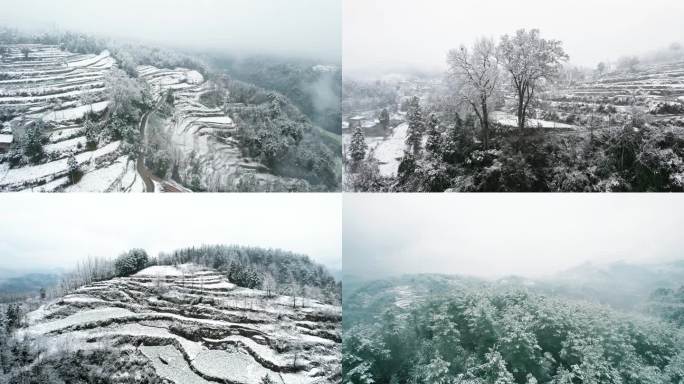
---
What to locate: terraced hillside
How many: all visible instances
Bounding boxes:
[0,44,143,191]
[1,41,340,192]
[21,264,341,383]
[540,60,684,130]
[137,66,305,191]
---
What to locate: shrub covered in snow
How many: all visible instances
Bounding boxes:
[114,249,150,277]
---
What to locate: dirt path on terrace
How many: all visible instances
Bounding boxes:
[137,109,156,192]
[137,98,188,193]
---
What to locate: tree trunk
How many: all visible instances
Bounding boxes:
[520,110,526,130]
[481,101,490,150]
[517,91,525,130]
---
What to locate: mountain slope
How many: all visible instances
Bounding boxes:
[21,264,341,384]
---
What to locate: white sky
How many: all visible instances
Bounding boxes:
[344,0,684,74]
[0,0,341,62]
[344,194,684,279]
[0,194,341,271]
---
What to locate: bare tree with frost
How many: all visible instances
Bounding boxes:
[498,29,568,129]
[447,37,500,149]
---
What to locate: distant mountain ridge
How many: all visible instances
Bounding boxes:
[0,270,61,298]
[343,259,684,327]
[532,259,684,309]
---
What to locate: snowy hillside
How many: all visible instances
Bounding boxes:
[22,264,341,384]
[0,44,142,192]
[137,66,304,191]
[1,40,340,192]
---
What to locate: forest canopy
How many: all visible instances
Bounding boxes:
[343,274,684,384]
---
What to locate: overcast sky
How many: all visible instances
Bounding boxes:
[0,0,341,62]
[344,0,684,75]
[0,194,341,272]
[344,194,684,279]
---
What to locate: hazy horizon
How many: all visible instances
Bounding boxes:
[344,194,684,279]
[0,0,341,63]
[344,0,684,76]
[0,194,342,272]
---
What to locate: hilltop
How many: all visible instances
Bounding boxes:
[9,263,340,383]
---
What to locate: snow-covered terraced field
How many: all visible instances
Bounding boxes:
[544,61,684,128]
[0,44,143,191]
[23,264,341,384]
[137,65,302,191]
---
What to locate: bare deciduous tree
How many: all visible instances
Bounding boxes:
[498,29,568,129]
[447,37,500,149]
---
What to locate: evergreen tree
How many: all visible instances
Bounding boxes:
[114,249,149,277]
[441,114,466,164]
[349,125,368,165]
[405,96,424,155]
[424,352,452,384]
[379,108,390,131]
[67,154,79,184]
[83,119,99,150]
[425,113,442,156]
[23,123,44,163]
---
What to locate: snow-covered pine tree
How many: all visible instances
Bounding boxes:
[406,96,424,155]
[23,122,44,164]
[379,108,390,131]
[425,113,442,156]
[349,125,368,165]
[67,154,79,184]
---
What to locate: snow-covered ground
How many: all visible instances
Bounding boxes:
[0,44,127,192]
[23,264,340,384]
[136,65,302,191]
[491,111,579,129]
[0,141,122,190]
[371,122,409,176]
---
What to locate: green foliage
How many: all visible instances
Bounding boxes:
[228,80,340,190]
[226,262,262,289]
[343,284,684,384]
[113,249,149,277]
[649,286,684,327]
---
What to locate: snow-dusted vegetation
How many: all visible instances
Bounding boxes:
[343,31,684,192]
[0,26,341,192]
[343,266,684,384]
[1,246,341,383]
[0,41,145,192]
